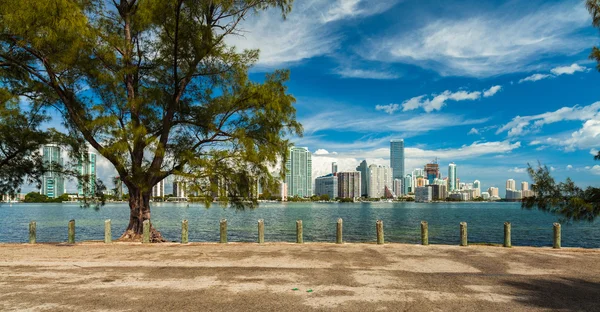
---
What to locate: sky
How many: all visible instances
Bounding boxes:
[28,0,600,196]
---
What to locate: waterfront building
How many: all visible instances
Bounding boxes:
[332,162,338,175]
[337,171,361,199]
[506,189,523,201]
[393,179,402,197]
[403,174,413,194]
[41,144,65,199]
[152,179,165,198]
[356,160,369,197]
[390,139,405,180]
[424,162,440,184]
[315,174,338,199]
[488,187,499,197]
[173,180,187,198]
[367,164,393,198]
[281,182,288,201]
[415,186,432,202]
[481,192,490,200]
[430,184,447,200]
[77,152,97,197]
[416,176,427,188]
[285,147,312,197]
[448,163,457,192]
[473,180,481,197]
[114,177,123,200]
[506,179,516,191]
[521,181,529,191]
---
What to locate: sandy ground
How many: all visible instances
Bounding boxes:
[0,243,599,312]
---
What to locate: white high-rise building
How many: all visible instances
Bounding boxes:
[448,163,457,192]
[393,179,402,197]
[152,179,165,198]
[285,147,312,197]
[473,180,481,197]
[506,179,516,191]
[488,187,499,198]
[77,152,97,197]
[367,165,393,198]
[404,174,413,194]
[41,144,65,199]
[332,162,338,175]
[315,174,338,199]
[173,180,186,198]
[521,181,529,191]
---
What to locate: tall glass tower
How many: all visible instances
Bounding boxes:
[390,139,405,180]
[285,147,312,197]
[448,163,457,192]
[42,144,65,198]
[356,160,369,197]
[77,152,97,197]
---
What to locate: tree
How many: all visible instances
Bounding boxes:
[0,0,300,241]
[522,163,600,221]
[586,1,600,160]
[0,89,49,196]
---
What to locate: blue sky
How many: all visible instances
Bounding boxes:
[232,0,600,195]
[32,0,600,196]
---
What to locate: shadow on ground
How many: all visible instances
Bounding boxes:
[504,277,600,311]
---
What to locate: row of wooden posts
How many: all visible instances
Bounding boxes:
[26,219,564,249]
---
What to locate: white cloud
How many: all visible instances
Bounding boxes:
[550,166,556,172]
[483,85,502,97]
[591,148,599,156]
[509,167,527,173]
[375,103,400,114]
[553,119,600,151]
[321,0,398,23]
[519,73,553,83]
[551,63,588,76]
[401,85,503,113]
[228,0,396,67]
[497,102,600,137]
[361,2,590,77]
[314,149,330,155]
[567,165,573,170]
[335,68,400,79]
[468,128,480,135]
[590,165,600,175]
[402,90,482,113]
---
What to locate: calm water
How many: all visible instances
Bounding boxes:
[0,202,599,248]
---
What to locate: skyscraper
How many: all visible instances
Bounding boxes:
[367,164,393,198]
[390,139,405,180]
[332,162,338,175]
[424,162,439,184]
[152,179,165,198]
[356,160,369,197]
[315,174,338,199]
[448,163,457,192]
[77,152,97,197]
[173,179,187,198]
[506,179,516,191]
[285,147,312,197]
[521,181,529,191]
[337,172,361,199]
[41,144,65,198]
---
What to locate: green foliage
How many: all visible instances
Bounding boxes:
[522,163,600,221]
[24,192,69,203]
[319,194,330,201]
[0,90,50,196]
[0,0,300,217]
[337,197,353,203]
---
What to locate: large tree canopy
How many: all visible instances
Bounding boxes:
[0,89,49,196]
[0,0,301,241]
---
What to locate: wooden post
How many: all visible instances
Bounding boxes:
[220,219,227,244]
[258,219,264,244]
[29,221,36,244]
[336,218,343,244]
[181,220,188,244]
[68,220,75,244]
[376,220,384,245]
[421,221,429,246]
[460,222,467,246]
[553,223,561,249]
[104,219,112,244]
[142,220,150,244]
[296,220,303,244]
[503,222,511,248]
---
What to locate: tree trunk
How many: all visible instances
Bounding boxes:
[119,187,166,242]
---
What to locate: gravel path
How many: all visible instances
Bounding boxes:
[1,243,599,311]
